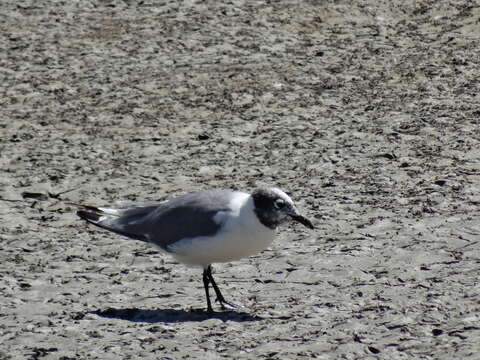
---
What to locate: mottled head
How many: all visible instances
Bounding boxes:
[251,187,314,230]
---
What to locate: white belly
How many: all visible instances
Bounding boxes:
[167,193,276,267]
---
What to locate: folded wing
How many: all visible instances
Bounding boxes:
[76,190,237,251]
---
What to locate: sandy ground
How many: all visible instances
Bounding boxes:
[1,0,480,359]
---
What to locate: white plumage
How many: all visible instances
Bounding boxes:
[167,192,276,266]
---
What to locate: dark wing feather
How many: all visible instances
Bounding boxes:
[77,206,155,241]
[76,190,239,251]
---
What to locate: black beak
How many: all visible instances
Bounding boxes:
[288,213,314,229]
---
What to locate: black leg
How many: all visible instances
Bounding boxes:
[206,265,238,310]
[202,267,213,313]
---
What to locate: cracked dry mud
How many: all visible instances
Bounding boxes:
[1,1,479,359]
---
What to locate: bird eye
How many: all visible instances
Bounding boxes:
[275,199,286,209]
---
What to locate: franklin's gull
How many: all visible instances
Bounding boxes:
[76,187,313,312]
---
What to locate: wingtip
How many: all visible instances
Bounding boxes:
[77,209,101,223]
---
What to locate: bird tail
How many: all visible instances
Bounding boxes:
[76,205,149,242]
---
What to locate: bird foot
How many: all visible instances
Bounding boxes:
[217,299,241,310]
[204,299,242,313]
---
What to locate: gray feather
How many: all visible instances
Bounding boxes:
[77,190,240,251]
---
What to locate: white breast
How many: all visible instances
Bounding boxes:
[167,192,276,267]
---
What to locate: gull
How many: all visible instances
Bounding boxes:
[76,187,314,312]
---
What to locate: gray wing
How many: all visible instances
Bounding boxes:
[77,190,239,251]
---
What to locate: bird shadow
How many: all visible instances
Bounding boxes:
[88,307,263,323]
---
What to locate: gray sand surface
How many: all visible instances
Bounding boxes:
[1,0,479,359]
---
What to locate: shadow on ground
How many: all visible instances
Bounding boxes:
[87,307,264,323]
